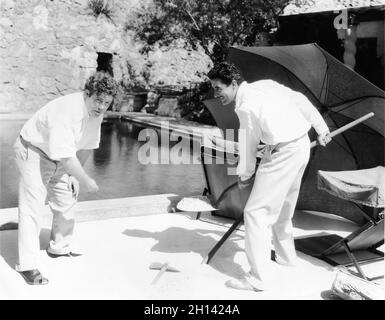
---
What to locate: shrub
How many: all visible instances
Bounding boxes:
[88,0,114,20]
[177,81,215,125]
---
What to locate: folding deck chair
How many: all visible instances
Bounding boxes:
[199,97,243,219]
[295,167,384,280]
[199,98,253,263]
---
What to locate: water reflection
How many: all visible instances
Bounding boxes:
[0,119,205,208]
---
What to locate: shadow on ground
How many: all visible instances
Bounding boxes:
[293,211,358,233]
[122,226,246,279]
[0,228,51,269]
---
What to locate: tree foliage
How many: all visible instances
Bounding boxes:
[126,0,292,63]
[88,0,114,21]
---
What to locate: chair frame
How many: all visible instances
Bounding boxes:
[295,193,384,281]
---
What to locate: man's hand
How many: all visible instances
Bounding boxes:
[317,132,332,147]
[84,177,99,193]
[60,156,98,193]
[238,174,255,190]
[68,176,80,200]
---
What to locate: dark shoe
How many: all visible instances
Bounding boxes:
[19,269,49,285]
[46,251,82,258]
[0,222,18,231]
[272,251,297,267]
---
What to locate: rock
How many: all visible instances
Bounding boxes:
[82,51,98,68]
[3,32,16,44]
[37,42,48,49]
[156,97,180,117]
[0,69,14,83]
[0,17,13,28]
[8,40,30,57]
[55,78,72,93]
[33,5,50,30]
[14,8,24,15]
[109,39,122,53]
[84,36,98,48]
[38,62,62,77]
[0,92,23,112]
[55,70,73,83]
[18,78,29,90]
[118,93,147,112]
[147,44,212,87]
[60,46,97,69]
[40,77,55,88]
[47,54,58,61]
[0,0,14,11]
[57,37,75,46]
[54,30,73,39]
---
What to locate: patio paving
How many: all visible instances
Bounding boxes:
[0,194,383,300]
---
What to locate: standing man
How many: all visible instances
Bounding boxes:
[13,71,117,285]
[207,62,331,292]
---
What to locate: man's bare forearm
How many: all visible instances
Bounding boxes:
[60,156,91,185]
[77,149,92,166]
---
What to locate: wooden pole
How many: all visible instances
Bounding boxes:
[310,112,374,148]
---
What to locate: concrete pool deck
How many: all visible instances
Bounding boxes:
[0,193,383,300]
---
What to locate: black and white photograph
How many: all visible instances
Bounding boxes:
[0,0,384,306]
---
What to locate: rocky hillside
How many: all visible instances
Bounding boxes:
[0,0,212,113]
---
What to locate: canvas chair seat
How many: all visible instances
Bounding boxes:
[318,166,385,209]
[295,167,384,280]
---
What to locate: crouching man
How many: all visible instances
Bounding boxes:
[13,72,118,285]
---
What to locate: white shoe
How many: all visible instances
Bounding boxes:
[225,273,266,292]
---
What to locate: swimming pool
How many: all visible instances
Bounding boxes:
[0,118,206,209]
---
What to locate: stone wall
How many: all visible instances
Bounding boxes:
[146,40,212,88]
[0,0,139,113]
[0,0,213,114]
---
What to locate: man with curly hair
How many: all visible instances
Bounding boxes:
[207,62,331,292]
[13,71,118,285]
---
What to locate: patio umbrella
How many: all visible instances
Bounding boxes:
[226,44,385,224]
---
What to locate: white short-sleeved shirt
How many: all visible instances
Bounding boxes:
[235,80,329,180]
[20,92,103,161]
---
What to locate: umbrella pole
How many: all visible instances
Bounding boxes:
[310,112,374,148]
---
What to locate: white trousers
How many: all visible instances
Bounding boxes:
[14,137,77,271]
[244,134,310,286]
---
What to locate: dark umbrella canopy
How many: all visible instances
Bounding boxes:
[227,44,385,224]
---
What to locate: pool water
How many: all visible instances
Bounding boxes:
[0,118,206,209]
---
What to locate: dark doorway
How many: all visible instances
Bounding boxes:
[97,52,113,76]
[96,52,115,110]
[355,38,384,89]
